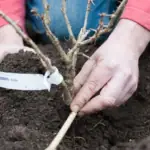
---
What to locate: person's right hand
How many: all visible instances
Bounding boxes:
[0,25,33,62]
[71,19,150,115]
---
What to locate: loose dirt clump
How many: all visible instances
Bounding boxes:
[0,43,150,150]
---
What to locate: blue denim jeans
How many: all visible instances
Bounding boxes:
[26,0,117,40]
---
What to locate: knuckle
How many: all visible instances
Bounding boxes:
[131,77,138,91]
[94,54,103,63]
[122,68,132,78]
[127,86,137,98]
[87,80,98,94]
[103,98,116,108]
[73,77,79,86]
[104,60,118,71]
[78,95,88,106]
[132,83,138,92]
[132,76,138,84]
[74,77,83,88]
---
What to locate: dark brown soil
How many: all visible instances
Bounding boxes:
[0,43,150,150]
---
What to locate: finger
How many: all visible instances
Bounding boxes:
[115,78,138,106]
[73,58,95,93]
[100,72,131,103]
[23,46,35,53]
[79,95,116,115]
[10,46,35,54]
[0,45,35,63]
[71,64,112,112]
[122,90,134,102]
[80,72,133,115]
[116,90,134,107]
[0,51,6,63]
[0,45,35,54]
[119,85,137,105]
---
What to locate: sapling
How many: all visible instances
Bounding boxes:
[0,0,127,149]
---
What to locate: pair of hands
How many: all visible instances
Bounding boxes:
[1,20,150,116]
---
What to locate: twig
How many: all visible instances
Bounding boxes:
[78,52,90,59]
[108,0,127,28]
[42,21,70,64]
[0,11,54,72]
[74,136,86,142]
[79,28,110,46]
[67,0,92,58]
[45,112,77,150]
[42,0,70,64]
[94,13,106,41]
[90,120,105,131]
[61,0,76,45]
[82,0,92,33]
[67,30,90,58]
[67,0,92,75]
[72,51,90,75]
[42,0,50,24]
[79,0,127,46]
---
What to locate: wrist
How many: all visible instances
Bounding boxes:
[108,19,150,57]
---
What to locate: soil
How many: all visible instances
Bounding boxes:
[0,43,150,150]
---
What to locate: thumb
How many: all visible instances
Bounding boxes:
[0,45,35,62]
[0,51,6,63]
[23,46,35,53]
[0,44,35,54]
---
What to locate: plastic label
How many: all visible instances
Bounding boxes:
[0,67,63,91]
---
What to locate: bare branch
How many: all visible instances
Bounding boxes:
[42,0,70,64]
[0,10,54,72]
[61,0,76,45]
[71,48,79,76]
[45,112,77,150]
[69,0,127,74]
[67,30,90,58]
[41,0,74,105]
[108,0,127,29]
[79,0,127,46]
[94,13,106,41]
[77,0,92,42]
[82,0,92,33]
[43,22,70,63]
[42,0,50,24]
[78,52,90,59]
[67,0,92,61]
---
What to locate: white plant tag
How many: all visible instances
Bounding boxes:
[44,67,63,91]
[0,67,63,91]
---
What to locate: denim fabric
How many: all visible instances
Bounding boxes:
[26,0,117,40]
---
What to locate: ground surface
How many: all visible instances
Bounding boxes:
[0,43,150,150]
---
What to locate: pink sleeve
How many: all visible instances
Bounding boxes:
[121,0,150,30]
[0,0,25,30]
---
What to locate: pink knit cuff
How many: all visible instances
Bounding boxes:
[121,0,150,31]
[0,0,25,31]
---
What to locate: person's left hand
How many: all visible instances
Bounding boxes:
[0,25,33,62]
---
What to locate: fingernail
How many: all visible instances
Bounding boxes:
[71,105,80,113]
